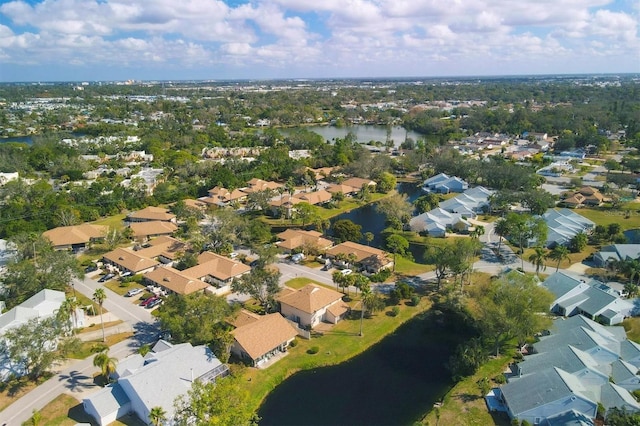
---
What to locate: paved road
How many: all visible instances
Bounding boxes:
[0,276,159,425]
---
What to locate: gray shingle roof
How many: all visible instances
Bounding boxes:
[84,382,131,418]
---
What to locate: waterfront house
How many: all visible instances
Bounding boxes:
[231,312,298,367]
[278,284,350,328]
[325,241,393,272]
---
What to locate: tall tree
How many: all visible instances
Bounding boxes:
[92,288,107,343]
[231,267,281,313]
[331,219,362,243]
[173,375,258,426]
[375,193,413,230]
[548,245,570,272]
[359,283,384,337]
[385,234,410,272]
[528,246,548,277]
[149,406,167,426]
[476,272,554,355]
[92,349,117,383]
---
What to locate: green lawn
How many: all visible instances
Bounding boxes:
[91,213,127,230]
[104,280,145,296]
[576,208,640,231]
[242,295,433,413]
[622,317,640,344]
[394,256,434,275]
[284,277,333,290]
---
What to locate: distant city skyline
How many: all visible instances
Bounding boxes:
[0,0,638,82]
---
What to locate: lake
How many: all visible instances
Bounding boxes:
[286,125,424,149]
[258,309,465,426]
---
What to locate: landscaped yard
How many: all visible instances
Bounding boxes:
[394,256,434,275]
[622,317,640,344]
[91,213,127,230]
[284,277,332,290]
[66,332,133,360]
[0,376,44,412]
[577,208,640,231]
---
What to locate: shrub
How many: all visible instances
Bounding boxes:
[410,295,420,306]
[493,374,506,384]
[369,269,391,283]
[391,306,400,317]
[307,346,319,355]
[396,281,414,299]
[632,389,640,401]
[289,340,298,348]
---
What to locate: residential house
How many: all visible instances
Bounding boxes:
[143,266,210,296]
[180,198,208,211]
[134,235,185,266]
[293,189,333,206]
[409,208,471,237]
[561,187,606,208]
[278,284,350,328]
[326,183,360,197]
[308,167,335,181]
[242,178,283,193]
[83,341,229,426]
[276,229,333,254]
[422,173,469,194]
[540,271,634,325]
[325,241,393,272]
[594,245,640,268]
[200,186,247,206]
[539,209,595,248]
[42,223,108,251]
[102,248,159,275]
[341,177,376,191]
[231,312,298,367]
[128,221,178,241]
[183,252,251,295]
[438,186,494,217]
[0,289,85,380]
[494,315,640,425]
[127,206,176,223]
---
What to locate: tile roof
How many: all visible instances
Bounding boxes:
[183,251,251,282]
[42,223,108,247]
[144,266,209,295]
[128,206,176,222]
[341,177,376,189]
[278,284,344,315]
[129,221,178,238]
[232,313,298,360]
[293,190,333,205]
[276,229,333,251]
[326,241,389,263]
[103,248,159,273]
[135,236,185,260]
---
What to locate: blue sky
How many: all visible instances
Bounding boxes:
[0,0,638,82]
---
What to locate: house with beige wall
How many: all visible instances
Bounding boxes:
[278,284,350,329]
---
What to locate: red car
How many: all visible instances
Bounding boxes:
[140,296,158,307]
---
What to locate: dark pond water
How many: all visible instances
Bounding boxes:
[258,311,460,426]
[330,181,427,262]
[0,135,33,144]
[623,229,640,243]
[284,125,424,149]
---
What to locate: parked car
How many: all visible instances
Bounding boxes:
[98,273,115,283]
[341,269,353,276]
[120,271,132,279]
[84,264,98,273]
[125,288,143,297]
[229,252,239,259]
[146,298,163,309]
[140,296,158,307]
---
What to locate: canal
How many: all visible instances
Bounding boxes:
[258,308,470,426]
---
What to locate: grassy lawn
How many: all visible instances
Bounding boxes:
[419,354,513,426]
[394,256,434,275]
[577,208,640,231]
[284,277,332,290]
[622,317,640,344]
[104,280,145,296]
[91,213,127,230]
[66,332,133,359]
[242,295,433,413]
[521,245,597,271]
[0,376,44,412]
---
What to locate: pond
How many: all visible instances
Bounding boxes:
[257,309,466,426]
[284,125,424,149]
[329,181,427,262]
[623,229,640,243]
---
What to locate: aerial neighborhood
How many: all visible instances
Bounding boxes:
[1,75,640,426]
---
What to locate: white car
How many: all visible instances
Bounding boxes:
[126,288,143,297]
[341,269,353,276]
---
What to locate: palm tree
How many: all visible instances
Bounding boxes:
[56,297,81,335]
[494,219,510,253]
[93,288,107,342]
[149,406,167,426]
[548,245,570,272]
[528,246,548,277]
[93,349,117,383]
[470,225,485,240]
[359,284,384,336]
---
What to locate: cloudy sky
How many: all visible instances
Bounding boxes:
[0,0,638,82]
